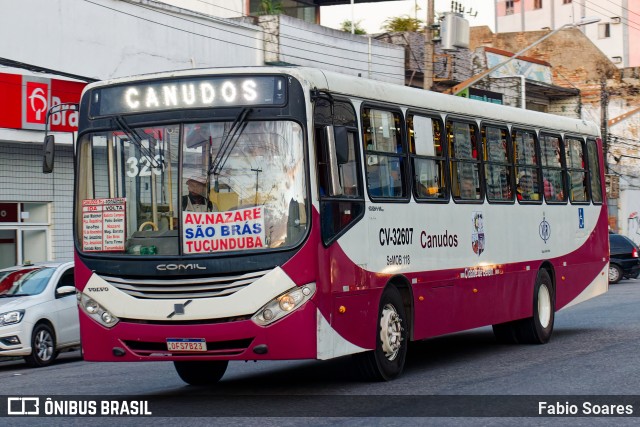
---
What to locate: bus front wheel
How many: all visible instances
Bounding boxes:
[173,360,228,386]
[354,286,408,381]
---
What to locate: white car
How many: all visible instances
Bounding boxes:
[0,261,80,367]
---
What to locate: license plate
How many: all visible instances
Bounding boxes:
[167,338,207,352]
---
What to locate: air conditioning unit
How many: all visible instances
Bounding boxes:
[611,16,621,24]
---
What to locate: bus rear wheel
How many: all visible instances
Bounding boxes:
[174,360,228,386]
[493,269,555,344]
[354,286,408,381]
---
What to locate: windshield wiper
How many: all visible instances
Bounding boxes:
[208,108,252,177]
[113,115,160,168]
[0,293,29,298]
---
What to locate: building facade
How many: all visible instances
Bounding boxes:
[495,0,640,68]
[0,0,403,267]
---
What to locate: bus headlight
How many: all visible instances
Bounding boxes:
[252,283,316,326]
[77,292,119,328]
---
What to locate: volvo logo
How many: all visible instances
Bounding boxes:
[157,263,206,271]
[168,300,192,318]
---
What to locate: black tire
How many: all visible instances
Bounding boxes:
[609,264,623,284]
[493,269,555,345]
[353,286,408,381]
[515,269,555,344]
[24,324,58,367]
[492,321,519,344]
[173,360,228,385]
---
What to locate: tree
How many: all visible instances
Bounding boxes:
[339,20,367,35]
[382,15,423,32]
[258,0,283,15]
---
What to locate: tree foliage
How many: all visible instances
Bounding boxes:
[382,15,423,32]
[340,20,367,35]
[259,0,283,15]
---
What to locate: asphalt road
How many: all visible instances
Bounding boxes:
[1,278,639,426]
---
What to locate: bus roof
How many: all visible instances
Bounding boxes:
[85,66,600,137]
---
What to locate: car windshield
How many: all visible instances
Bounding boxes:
[75,120,308,256]
[0,267,54,297]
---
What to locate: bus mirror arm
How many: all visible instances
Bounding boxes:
[42,102,79,173]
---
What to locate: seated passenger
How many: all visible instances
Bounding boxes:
[182,174,217,212]
[543,178,555,200]
[517,175,532,201]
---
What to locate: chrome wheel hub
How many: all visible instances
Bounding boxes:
[379,303,403,361]
[35,330,54,361]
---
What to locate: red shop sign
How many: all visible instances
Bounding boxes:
[0,72,85,132]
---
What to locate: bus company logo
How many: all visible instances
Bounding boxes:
[157,263,206,271]
[25,82,49,124]
[471,211,485,256]
[167,300,192,318]
[539,213,551,244]
[7,397,40,415]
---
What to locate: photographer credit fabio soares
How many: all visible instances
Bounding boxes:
[182,173,217,212]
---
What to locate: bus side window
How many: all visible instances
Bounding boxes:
[513,129,542,203]
[447,120,481,201]
[362,108,407,199]
[482,125,513,202]
[565,137,589,203]
[408,114,447,200]
[586,138,603,203]
[540,133,567,203]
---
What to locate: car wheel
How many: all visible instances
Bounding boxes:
[173,361,228,385]
[353,286,408,381]
[625,270,639,280]
[24,324,58,367]
[609,264,623,284]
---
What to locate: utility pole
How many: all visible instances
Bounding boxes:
[424,0,434,91]
[251,167,262,205]
[600,77,609,173]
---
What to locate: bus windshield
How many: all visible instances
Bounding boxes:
[76,119,307,256]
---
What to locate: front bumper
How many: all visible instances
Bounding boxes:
[80,298,318,362]
[0,322,33,357]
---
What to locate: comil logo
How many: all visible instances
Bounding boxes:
[7,397,40,415]
[25,81,49,125]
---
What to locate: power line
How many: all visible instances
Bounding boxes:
[582,0,640,33]
[0,56,97,82]
[98,0,407,73]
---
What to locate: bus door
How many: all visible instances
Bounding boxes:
[313,97,367,320]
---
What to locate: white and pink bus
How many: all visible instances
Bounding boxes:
[49,67,609,383]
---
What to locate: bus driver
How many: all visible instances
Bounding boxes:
[182,173,216,212]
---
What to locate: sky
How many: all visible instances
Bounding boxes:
[320,0,496,34]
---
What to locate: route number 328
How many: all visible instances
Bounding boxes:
[126,155,164,177]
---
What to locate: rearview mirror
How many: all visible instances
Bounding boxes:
[43,135,55,173]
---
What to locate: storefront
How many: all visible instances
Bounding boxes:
[0,71,85,268]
